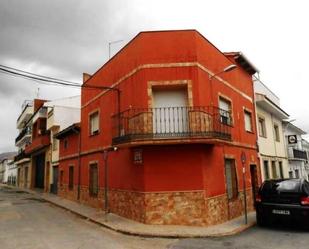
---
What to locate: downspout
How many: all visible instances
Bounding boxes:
[73,127,81,200]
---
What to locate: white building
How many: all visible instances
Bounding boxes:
[14,100,34,188]
[283,121,308,180]
[254,78,289,181]
[44,95,80,194]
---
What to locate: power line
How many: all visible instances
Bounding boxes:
[0,64,81,85]
[0,64,120,92]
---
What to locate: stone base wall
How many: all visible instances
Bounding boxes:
[204,194,228,225]
[228,189,254,220]
[57,186,254,226]
[109,189,145,223]
[58,184,78,202]
[79,185,105,209]
[144,191,206,226]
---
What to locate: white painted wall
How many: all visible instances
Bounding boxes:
[255,79,289,181]
[44,95,81,186]
[284,124,308,180]
[254,78,280,106]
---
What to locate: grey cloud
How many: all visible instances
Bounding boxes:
[0,0,308,152]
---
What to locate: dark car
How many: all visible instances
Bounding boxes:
[256,178,309,227]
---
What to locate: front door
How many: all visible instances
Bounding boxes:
[35,154,45,189]
[17,168,21,187]
[152,89,188,135]
[52,166,59,194]
[250,164,258,207]
[24,167,28,188]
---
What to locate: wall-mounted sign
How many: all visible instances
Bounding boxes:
[133,149,143,164]
[288,135,297,144]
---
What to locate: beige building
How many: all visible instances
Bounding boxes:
[254,79,289,181]
[14,100,34,188]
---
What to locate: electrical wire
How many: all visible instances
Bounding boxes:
[0,64,119,91]
[0,64,80,85]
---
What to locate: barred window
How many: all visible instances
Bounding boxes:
[219,97,233,125]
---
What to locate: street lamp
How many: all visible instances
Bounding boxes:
[108,39,124,59]
[209,64,237,105]
[209,64,237,79]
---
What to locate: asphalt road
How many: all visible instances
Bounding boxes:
[0,186,173,249]
[1,185,309,249]
[169,220,309,249]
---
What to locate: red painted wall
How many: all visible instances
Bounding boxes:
[76,30,259,197]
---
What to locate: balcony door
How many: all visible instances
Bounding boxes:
[152,89,188,135]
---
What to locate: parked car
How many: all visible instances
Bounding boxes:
[256,178,309,227]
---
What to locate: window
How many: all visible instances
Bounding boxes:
[271,161,277,179]
[224,159,238,200]
[89,111,99,135]
[244,110,252,132]
[289,171,294,178]
[52,137,58,151]
[69,166,74,190]
[258,117,267,137]
[278,161,284,178]
[295,169,300,179]
[89,163,98,197]
[274,124,280,142]
[264,161,270,180]
[219,97,232,125]
[64,139,68,149]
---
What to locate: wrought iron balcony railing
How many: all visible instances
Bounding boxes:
[14,150,29,162]
[15,126,32,144]
[293,149,308,160]
[112,106,232,145]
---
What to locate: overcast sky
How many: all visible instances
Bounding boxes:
[0,0,308,153]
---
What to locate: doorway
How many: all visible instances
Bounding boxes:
[34,153,45,189]
[24,167,28,188]
[152,88,188,135]
[250,164,258,207]
[51,166,58,194]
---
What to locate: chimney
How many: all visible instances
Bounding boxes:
[83,73,92,83]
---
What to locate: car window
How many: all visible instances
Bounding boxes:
[302,181,309,195]
[261,180,301,194]
[277,180,300,192]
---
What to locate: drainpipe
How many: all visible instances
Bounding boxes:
[73,127,81,200]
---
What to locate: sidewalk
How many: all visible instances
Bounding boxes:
[5,185,256,238]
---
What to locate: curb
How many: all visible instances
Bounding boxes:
[2,185,256,239]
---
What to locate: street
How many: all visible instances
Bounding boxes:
[0,186,173,249]
[1,186,309,249]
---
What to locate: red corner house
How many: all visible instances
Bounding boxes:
[57,30,260,226]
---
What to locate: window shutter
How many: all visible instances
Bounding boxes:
[244,111,252,132]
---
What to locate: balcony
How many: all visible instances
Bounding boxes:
[25,131,50,154]
[292,148,308,160]
[14,150,29,163]
[112,106,232,146]
[15,127,32,146]
[16,101,34,129]
[32,107,47,124]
